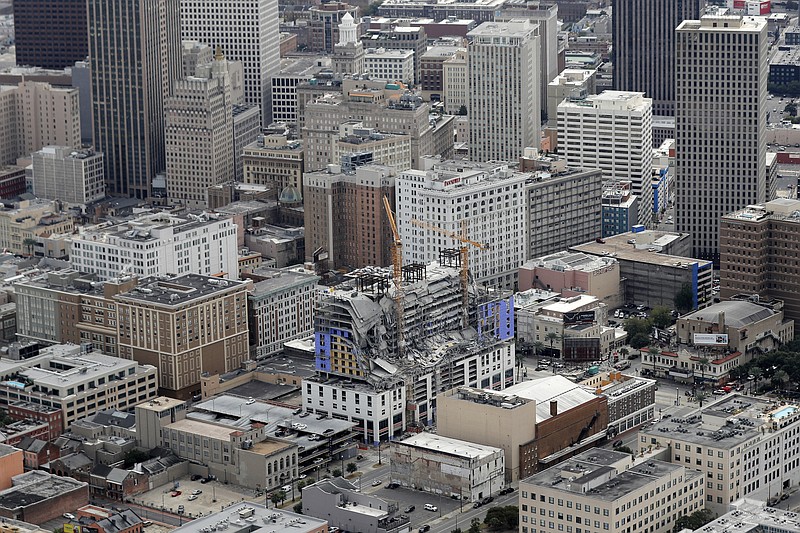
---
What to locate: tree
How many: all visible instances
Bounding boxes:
[533,341,545,358]
[675,283,694,312]
[333,468,343,478]
[515,348,525,380]
[630,333,650,350]
[697,356,709,387]
[346,462,357,475]
[786,102,798,117]
[271,489,287,507]
[619,347,630,358]
[22,237,37,257]
[673,509,715,532]
[750,366,763,393]
[615,445,633,455]
[363,0,384,16]
[123,449,150,468]
[293,502,303,514]
[650,306,673,329]
[484,506,518,531]
[624,317,651,349]
[648,346,661,376]
[545,332,560,354]
[296,480,306,491]
[458,104,468,115]
[773,369,790,391]
[468,518,482,533]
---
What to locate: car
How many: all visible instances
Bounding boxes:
[282,485,292,493]
[387,482,400,489]
[499,488,510,495]
[200,477,209,483]
[506,487,515,493]
[535,365,547,371]
[481,496,494,505]
[405,505,416,513]
[63,513,76,520]
[171,491,182,497]
[357,454,364,460]
[329,528,340,533]
[191,474,202,481]
[473,501,482,508]
[142,521,152,527]
[424,504,438,512]
[177,505,185,513]
[713,389,728,395]
[372,479,382,487]
[188,495,198,501]
[612,440,624,448]
[781,493,790,501]
[191,489,202,495]
[298,474,307,479]
[419,526,431,533]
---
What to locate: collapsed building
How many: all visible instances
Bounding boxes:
[306,261,515,443]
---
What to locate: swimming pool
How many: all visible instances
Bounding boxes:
[772,406,797,420]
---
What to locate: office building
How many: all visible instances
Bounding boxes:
[442,49,468,114]
[303,478,404,533]
[676,15,768,262]
[571,230,714,310]
[309,3,360,53]
[362,26,427,85]
[0,344,158,433]
[363,48,415,84]
[272,58,331,125]
[165,53,235,209]
[332,14,366,76]
[303,164,395,269]
[397,159,528,289]
[115,275,250,398]
[0,199,73,256]
[232,105,262,182]
[68,212,239,281]
[335,122,412,172]
[180,0,280,123]
[243,134,305,194]
[0,166,26,199]
[12,0,88,70]
[601,180,639,237]
[639,395,800,514]
[519,449,705,533]
[377,0,503,23]
[518,251,621,308]
[419,45,461,99]
[173,504,327,533]
[558,91,653,227]
[700,499,800,533]
[248,268,320,359]
[181,40,213,78]
[613,0,702,117]
[720,199,800,322]
[88,0,181,199]
[546,69,597,129]
[31,147,105,206]
[468,20,540,163]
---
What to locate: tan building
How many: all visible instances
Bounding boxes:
[303,164,395,269]
[335,122,412,172]
[242,134,304,196]
[720,199,800,322]
[442,49,468,114]
[0,199,73,255]
[519,449,705,533]
[0,444,24,490]
[115,274,251,399]
[518,251,621,308]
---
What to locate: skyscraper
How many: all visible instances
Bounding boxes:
[165,52,234,209]
[88,0,182,199]
[468,20,540,164]
[557,91,653,227]
[676,14,768,262]
[613,0,701,117]
[13,0,88,70]
[180,0,280,124]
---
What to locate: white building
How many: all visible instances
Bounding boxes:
[519,449,705,533]
[639,394,800,515]
[390,433,505,502]
[0,343,158,431]
[31,146,105,205]
[468,20,540,163]
[165,54,235,209]
[442,49,467,115]
[676,14,768,261]
[69,211,239,281]
[248,267,320,359]
[363,48,415,84]
[272,57,330,125]
[397,159,528,289]
[557,91,654,227]
[180,0,280,124]
[546,68,597,128]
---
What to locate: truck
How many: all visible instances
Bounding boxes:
[614,360,631,371]
[587,365,600,376]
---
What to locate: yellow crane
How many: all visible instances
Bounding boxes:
[382,195,405,357]
[410,218,486,327]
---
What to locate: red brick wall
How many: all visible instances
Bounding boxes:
[534,397,609,471]
[0,484,89,523]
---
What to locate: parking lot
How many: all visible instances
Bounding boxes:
[368,485,464,530]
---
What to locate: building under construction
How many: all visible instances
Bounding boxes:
[307,261,516,442]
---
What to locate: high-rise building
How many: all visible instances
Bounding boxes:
[397,159,529,289]
[557,91,653,227]
[309,3,360,54]
[242,134,305,193]
[31,146,105,205]
[165,53,234,209]
[88,0,182,199]
[468,20,540,163]
[12,0,88,70]
[676,15,768,262]
[362,26,427,85]
[332,14,365,76]
[442,49,468,115]
[613,0,701,117]
[303,164,396,269]
[180,0,280,124]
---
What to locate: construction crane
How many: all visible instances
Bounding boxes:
[382,195,405,358]
[410,218,486,327]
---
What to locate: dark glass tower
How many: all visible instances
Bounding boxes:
[13,0,88,69]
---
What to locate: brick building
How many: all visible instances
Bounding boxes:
[0,471,89,523]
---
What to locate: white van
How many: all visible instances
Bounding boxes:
[281,485,292,493]
[424,504,438,512]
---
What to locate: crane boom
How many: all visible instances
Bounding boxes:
[382,195,404,358]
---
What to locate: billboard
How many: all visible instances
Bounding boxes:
[693,333,728,346]
[563,337,601,362]
[652,327,671,343]
[563,310,595,324]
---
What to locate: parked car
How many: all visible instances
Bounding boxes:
[190,474,202,481]
[191,489,202,495]
[142,521,152,527]
[481,496,494,505]
[473,501,482,508]
[188,495,198,501]
[535,366,548,371]
[387,482,400,489]
[405,505,416,513]
[171,491,182,497]
[177,505,185,513]
[372,479,382,487]
[63,513,76,520]
[612,440,624,448]
[424,504,438,512]
[419,526,431,533]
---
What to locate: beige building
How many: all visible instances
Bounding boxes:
[0,199,73,255]
[720,199,800,323]
[0,81,81,165]
[242,134,304,195]
[31,146,105,205]
[363,48,415,84]
[165,54,234,209]
[546,68,597,128]
[518,251,620,308]
[115,274,251,399]
[442,49,467,114]
[519,449,705,533]
[335,122,412,172]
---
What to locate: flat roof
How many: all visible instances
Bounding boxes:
[0,471,87,510]
[702,499,800,533]
[136,397,185,412]
[164,419,240,441]
[397,433,502,459]
[172,504,326,533]
[115,274,248,306]
[249,269,319,298]
[542,295,599,314]
[504,376,598,423]
[570,231,712,269]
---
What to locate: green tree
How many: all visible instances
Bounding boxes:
[648,346,661,376]
[619,347,630,358]
[271,489,287,507]
[296,480,306,491]
[515,348,525,380]
[458,104,468,115]
[630,333,650,350]
[615,445,634,455]
[333,468,343,478]
[468,518,482,533]
[650,306,673,329]
[293,502,303,514]
[773,369,790,391]
[362,0,384,16]
[346,462,357,475]
[123,449,150,468]
[545,331,560,352]
[750,366,763,393]
[484,506,519,531]
[673,509,715,532]
[533,341,545,359]
[786,102,798,117]
[675,283,694,312]
[697,356,710,387]
[624,317,651,349]
[22,237,37,257]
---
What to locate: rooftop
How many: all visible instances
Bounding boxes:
[467,19,534,38]
[249,268,320,299]
[681,300,777,328]
[136,397,185,412]
[571,231,711,269]
[163,418,242,441]
[522,251,617,274]
[503,376,598,423]
[171,503,326,533]
[771,45,800,66]
[542,294,600,314]
[701,499,800,533]
[0,471,87,511]
[0,442,20,458]
[115,274,248,306]
[396,433,503,459]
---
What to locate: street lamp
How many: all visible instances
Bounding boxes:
[676,387,680,406]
